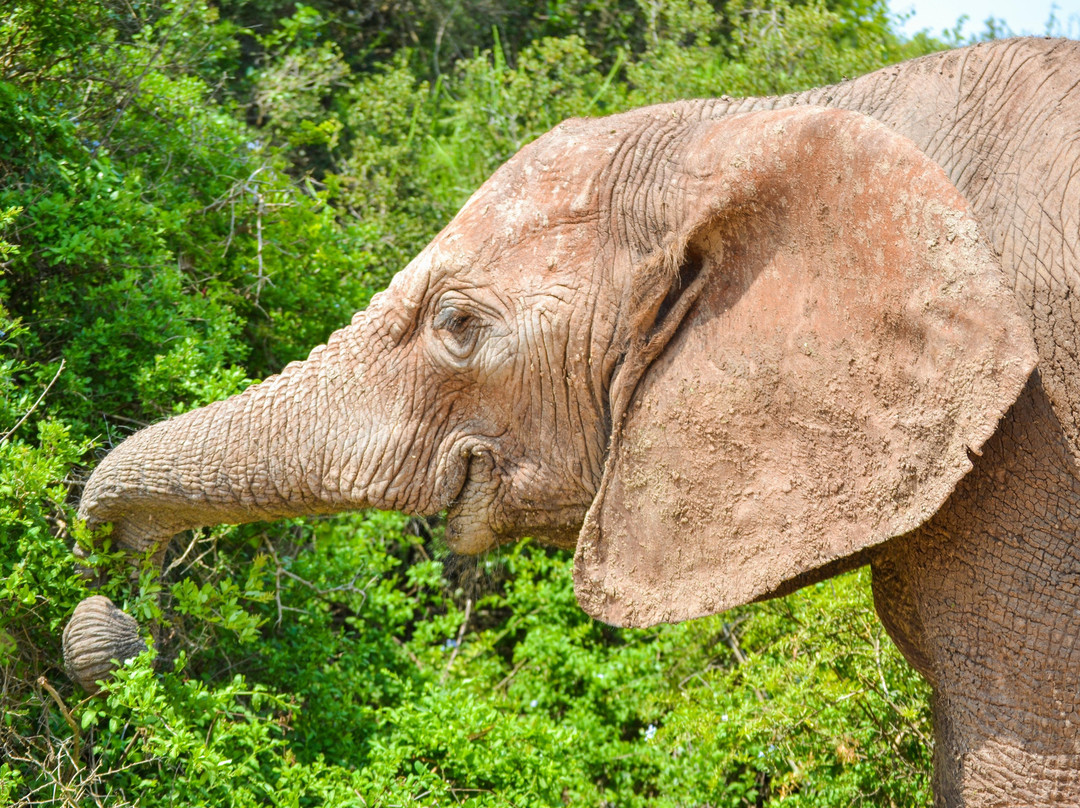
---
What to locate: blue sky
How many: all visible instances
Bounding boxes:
[889,0,1080,39]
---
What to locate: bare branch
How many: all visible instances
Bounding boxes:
[440,598,472,685]
[1,359,64,444]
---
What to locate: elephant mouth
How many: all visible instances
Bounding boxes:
[443,441,502,555]
[441,442,589,554]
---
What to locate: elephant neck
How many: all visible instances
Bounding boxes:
[871,373,1080,807]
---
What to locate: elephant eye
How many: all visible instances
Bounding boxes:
[433,307,472,334]
[433,305,480,358]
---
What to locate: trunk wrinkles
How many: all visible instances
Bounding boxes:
[79,329,367,563]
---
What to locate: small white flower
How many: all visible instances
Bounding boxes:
[721,714,728,721]
[644,724,657,741]
[530,699,538,708]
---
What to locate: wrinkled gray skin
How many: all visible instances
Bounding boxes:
[66,38,1080,806]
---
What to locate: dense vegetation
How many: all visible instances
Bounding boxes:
[0,1,1056,804]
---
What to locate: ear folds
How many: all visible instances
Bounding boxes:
[574,106,1037,627]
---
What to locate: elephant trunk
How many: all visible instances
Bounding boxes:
[78,348,356,558]
[64,330,376,691]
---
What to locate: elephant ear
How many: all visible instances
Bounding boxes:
[574,106,1037,627]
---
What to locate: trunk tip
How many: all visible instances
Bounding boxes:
[62,595,147,694]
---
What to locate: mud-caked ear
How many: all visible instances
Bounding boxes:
[575,106,1037,627]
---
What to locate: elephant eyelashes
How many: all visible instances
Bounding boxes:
[433,305,481,358]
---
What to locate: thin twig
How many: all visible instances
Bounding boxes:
[719,619,769,702]
[163,529,205,578]
[720,620,749,665]
[494,657,529,691]
[780,687,869,741]
[392,636,424,671]
[1,358,64,443]
[279,566,367,594]
[440,598,472,685]
[253,182,266,303]
[871,633,892,699]
[100,0,199,148]
[102,413,151,429]
[261,535,371,626]
[678,669,718,693]
[262,536,286,627]
[37,676,81,764]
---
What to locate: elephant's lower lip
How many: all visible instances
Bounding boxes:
[443,445,500,554]
[436,439,485,511]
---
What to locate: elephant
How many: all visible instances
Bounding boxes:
[62,36,1080,806]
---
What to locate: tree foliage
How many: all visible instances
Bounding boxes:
[1,0,1036,803]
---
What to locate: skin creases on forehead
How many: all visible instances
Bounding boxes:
[452,124,610,234]
[406,224,597,312]
[362,125,617,331]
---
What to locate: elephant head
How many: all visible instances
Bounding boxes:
[64,105,1035,691]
